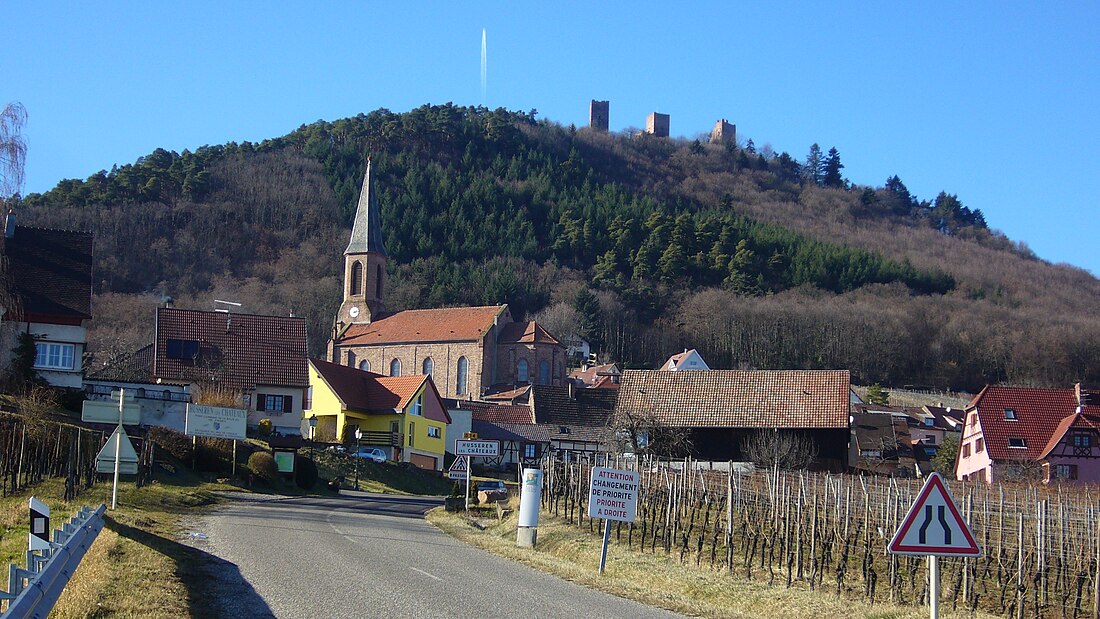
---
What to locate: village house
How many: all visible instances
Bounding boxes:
[956,384,1099,484]
[849,411,917,477]
[326,158,567,400]
[568,361,621,389]
[1,210,93,389]
[659,349,710,371]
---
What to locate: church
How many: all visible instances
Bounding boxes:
[327,159,567,400]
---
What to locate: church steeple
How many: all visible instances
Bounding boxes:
[339,157,387,326]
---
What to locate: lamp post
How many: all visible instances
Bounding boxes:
[308,414,318,461]
[354,428,362,491]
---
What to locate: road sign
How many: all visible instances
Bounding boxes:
[95,426,139,475]
[463,432,478,440]
[587,467,640,523]
[186,404,247,440]
[82,397,141,425]
[29,496,50,551]
[456,439,500,457]
[889,473,980,557]
[448,456,468,480]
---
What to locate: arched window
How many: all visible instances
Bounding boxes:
[376,264,383,298]
[350,261,363,296]
[456,356,468,395]
[358,360,370,372]
[539,360,550,385]
[517,359,529,383]
[347,351,356,367]
[422,357,433,376]
[390,358,401,376]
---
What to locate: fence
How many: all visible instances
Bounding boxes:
[542,456,1100,618]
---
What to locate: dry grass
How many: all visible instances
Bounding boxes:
[427,504,997,619]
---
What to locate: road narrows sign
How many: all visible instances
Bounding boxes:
[888,473,980,557]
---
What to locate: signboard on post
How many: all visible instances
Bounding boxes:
[588,466,641,575]
[82,397,141,425]
[185,404,247,440]
[888,473,980,557]
[29,496,50,551]
[95,426,139,475]
[448,456,468,480]
[455,439,500,457]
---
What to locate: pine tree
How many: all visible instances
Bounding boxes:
[803,143,824,185]
[823,147,845,188]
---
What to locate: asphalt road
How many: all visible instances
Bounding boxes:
[184,491,687,619]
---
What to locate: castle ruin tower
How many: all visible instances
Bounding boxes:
[339,157,387,327]
[710,119,736,145]
[589,100,609,132]
[646,112,670,137]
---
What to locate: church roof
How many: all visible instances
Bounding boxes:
[340,305,507,345]
[344,158,386,256]
[497,321,561,345]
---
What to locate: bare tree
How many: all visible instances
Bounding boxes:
[1,102,27,199]
[740,429,818,471]
[609,403,693,458]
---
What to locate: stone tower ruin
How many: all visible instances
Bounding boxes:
[646,112,670,137]
[710,119,736,145]
[589,100,609,132]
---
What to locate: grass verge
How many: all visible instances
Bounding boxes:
[427,504,997,619]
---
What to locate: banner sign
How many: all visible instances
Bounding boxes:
[186,404,247,440]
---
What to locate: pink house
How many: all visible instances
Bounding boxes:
[956,384,1099,484]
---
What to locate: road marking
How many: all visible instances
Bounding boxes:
[409,566,441,581]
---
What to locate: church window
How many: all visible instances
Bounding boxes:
[517,359,529,383]
[539,360,550,385]
[376,265,383,298]
[457,356,469,395]
[358,360,370,372]
[390,358,401,376]
[347,351,356,367]
[422,357,433,376]
[350,261,363,296]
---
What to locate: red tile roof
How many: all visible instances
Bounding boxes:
[968,386,1089,462]
[4,226,93,320]
[569,363,621,388]
[339,305,506,345]
[457,401,534,424]
[311,358,449,423]
[497,321,561,345]
[1038,409,1100,459]
[153,307,308,391]
[614,369,851,429]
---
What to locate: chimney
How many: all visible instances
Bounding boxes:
[4,209,14,238]
[1077,383,1091,406]
[567,380,575,401]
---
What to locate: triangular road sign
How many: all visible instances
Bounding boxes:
[448,456,468,480]
[889,473,980,557]
[96,426,140,474]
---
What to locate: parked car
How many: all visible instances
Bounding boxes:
[352,447,387,463]
[476,480,509,504]
[477,480,506,493]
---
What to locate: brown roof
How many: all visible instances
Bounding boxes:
[482,384,531,402]
[569,363,621,388]
[471,420,609,445]
[153,307,308,390]
[311,358,449,423]
[614,369,851,429]
[497,321,561,345]
[4,226,93,319]
[531,385,617,427]
[339,305,506,345]
[457,401,534,424]
[87,344,155,383]
[969,385,1096,462]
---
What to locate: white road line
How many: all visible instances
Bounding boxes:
[409,566,442,581]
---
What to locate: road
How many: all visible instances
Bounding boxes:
[184,490,686,619]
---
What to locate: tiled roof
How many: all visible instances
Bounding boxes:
[497,321,561,345]
[923,405,965,430]
[471,420,610,444]
[1037,410,1100,459]
[969,386,1086,461]
[87,344,155,383]
[339,305,505,345]
[483,384,531,402]
[531,385,617,427]
[4,226,93,319]
[852,413,915,459]
[457,401,534,424]
[311,358,449,423]
[614,369,850,429]
[569,363,621,388]
[153,307,308,390]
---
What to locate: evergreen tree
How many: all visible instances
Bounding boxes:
[803,143,824,185]
[823,147,845,188]
[866,383,890,405]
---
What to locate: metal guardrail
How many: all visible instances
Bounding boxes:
[0,504,107,619]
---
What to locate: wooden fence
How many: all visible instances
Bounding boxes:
[542,457,1100,619]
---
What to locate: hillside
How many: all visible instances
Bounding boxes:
[15,104,1100,391]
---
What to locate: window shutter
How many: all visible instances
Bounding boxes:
[283,395,293,412]
[257,395,267,411]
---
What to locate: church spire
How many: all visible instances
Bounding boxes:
[345,156,387,256]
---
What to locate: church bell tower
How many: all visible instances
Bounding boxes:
[339,157,386,325]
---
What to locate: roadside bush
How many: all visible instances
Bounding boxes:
[248,451,278,483]
[257,418,272,436]
[194,437,234,472]
[294,456,318,489]
[149,426,193,463]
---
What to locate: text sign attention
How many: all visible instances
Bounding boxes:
[588,467,640,523]
[888,473,981,557]
[455,439,500,457]
[186,404,248,440]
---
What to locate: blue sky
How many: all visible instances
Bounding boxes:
[7,2,1099,275]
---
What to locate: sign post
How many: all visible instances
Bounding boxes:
[28,496,50,551]
[587,466,640,575]
[456,439,500,510]
[888,473,980,619]
[185,404,248,478]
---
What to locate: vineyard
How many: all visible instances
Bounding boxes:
[542,457,1100,619]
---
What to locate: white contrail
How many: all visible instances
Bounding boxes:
[481,28,487,105]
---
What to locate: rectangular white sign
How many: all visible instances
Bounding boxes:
[455,439,500,457]
[82,399,142,425]
[185,404,248,440]
[588,467,640,523]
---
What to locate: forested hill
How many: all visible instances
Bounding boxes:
[16,104,1100,391]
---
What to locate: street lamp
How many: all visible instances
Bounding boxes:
[308,414,318,461]
[354,427,363,491]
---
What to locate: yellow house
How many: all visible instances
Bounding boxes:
[307,358,450,471]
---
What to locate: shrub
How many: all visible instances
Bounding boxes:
[149,426,193,463]
[257,418,273,436]
[194,437,235,472]
[248,451,278,483]
[294,456,318,489]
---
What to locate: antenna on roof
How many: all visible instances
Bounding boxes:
[213,299,242,314]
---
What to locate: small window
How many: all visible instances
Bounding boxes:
[861,450,883,458]
[517,359,529,383]
[1055,464,1079,480]
[376,264,383,298]
[358,360,370,372]
[427,426,440,438]
[1008,437,1027,448]
[976,437,984,452]
[350,260,363,296]
[1004,408,1017,421]
[922,436,936,445]
[347,351,357,367]
[924,417,935,427]
[166,338,199,360]
[255,394,292,413]
[422,357,433,376]
[523,443,538,458]
[539,360,550,385]
[961,443,971,457]
[1073,434,1092,447]
[390,358,401,376]
[409,394,423,416]
[34,342,77,370]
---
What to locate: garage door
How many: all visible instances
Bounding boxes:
[409,453,437,470]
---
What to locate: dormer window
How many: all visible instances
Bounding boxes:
[1004,408,1017,421]
[924,417,935,427]
[166,338,199,360]
[1008,437,1027,448]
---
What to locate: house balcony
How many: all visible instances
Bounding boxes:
[358,431,402,447]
